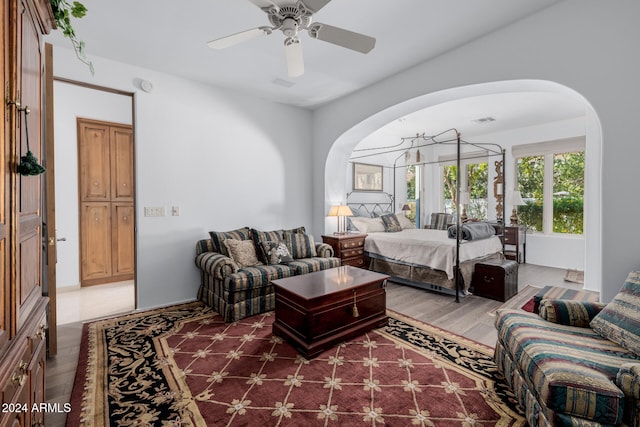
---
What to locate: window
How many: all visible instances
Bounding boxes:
[405,164,420,226]
[442,159,488,220]
[516,155,544,232]
[552,151,584,234]
[514,138,585,235]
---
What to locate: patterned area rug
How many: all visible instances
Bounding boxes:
[67,302,525,426]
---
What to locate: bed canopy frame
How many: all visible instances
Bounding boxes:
[346,129,506,302]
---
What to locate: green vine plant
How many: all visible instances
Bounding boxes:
[49,0,94,74]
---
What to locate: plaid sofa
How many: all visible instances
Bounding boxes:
[195,228,340,322]
[494,273,640,426]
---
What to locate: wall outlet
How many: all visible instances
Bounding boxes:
[171,206,180,216]
[144,207,165,217]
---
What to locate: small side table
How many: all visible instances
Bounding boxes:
[321,233,367,268]
[503,225,526,263]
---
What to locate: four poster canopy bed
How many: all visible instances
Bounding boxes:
[343,130,507,301]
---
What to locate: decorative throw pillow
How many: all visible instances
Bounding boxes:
[397,214,415,229]
[209,227,252,257]
[251,229,284,263]
[222,239,261,268]
[590,271,640,356]
[258,240,294,265]
[381,213,403,232]
[284,232,317,259]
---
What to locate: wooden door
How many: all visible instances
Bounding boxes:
[16,0,45,330]
[78,119,134,286]
[0,0,9,351]
[1,0,52,422]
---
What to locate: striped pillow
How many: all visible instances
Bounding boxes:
[284,232,317,259]
[209,227,252,257]
[590,271,640,355]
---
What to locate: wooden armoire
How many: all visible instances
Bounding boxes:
[1,0,52,425]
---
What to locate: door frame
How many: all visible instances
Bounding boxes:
[44,43,56,355]
[45,73,137,341]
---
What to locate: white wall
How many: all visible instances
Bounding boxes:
[313,0,640,302]
[51,48,313,309]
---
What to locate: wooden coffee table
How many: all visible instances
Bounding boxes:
[272,266,389,359]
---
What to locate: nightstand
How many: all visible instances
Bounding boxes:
[322,233,367,268]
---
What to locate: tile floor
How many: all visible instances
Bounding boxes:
[56,280,136,325]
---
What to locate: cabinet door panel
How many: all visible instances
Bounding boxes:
[78,123,110,201]
[80,203,112,282]
[18,226,40,307]
[110,127,134,201]
[111,203,134,277]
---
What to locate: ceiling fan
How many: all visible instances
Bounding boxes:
[207,0,376,77]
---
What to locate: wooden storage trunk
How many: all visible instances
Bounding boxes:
[272,266,389,359]
[472,259,519,302]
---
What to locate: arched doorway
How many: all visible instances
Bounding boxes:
[323,79,602,294]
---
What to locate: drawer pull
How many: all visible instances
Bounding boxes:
[37,323,46,340]
[11,361,27,386]
[11,373,25,386]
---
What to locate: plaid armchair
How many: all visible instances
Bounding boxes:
[424,212,452,230]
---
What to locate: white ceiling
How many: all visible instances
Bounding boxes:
[45,0,585,137]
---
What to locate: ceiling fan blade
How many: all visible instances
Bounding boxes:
[300,0,332,13]
[308,23,376,53]
[207,27,272,49]
[284,38,304,77]
[247,0,278,9]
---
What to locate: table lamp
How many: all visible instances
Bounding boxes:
[328,205,354,234]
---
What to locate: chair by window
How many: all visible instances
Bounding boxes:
[425,213,452,230]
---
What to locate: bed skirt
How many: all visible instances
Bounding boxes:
[367,252,503,295]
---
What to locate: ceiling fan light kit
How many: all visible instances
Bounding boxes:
[208,0,376,77]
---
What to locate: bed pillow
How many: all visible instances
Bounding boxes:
[222,238,262,268]
[381,213,403,232]
[258,240,294,265]
[209,227,252,256]
[284,232,317,259]
[590,271,640,355]
[349,217,385,233]
[397,215,415,229]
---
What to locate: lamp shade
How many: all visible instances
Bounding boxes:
[402,204,410,211]
[328,205,353,217]
[510,190,525,206]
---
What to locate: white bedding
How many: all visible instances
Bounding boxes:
[364,228,502,280]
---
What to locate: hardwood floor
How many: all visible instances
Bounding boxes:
[44,263,576,426]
